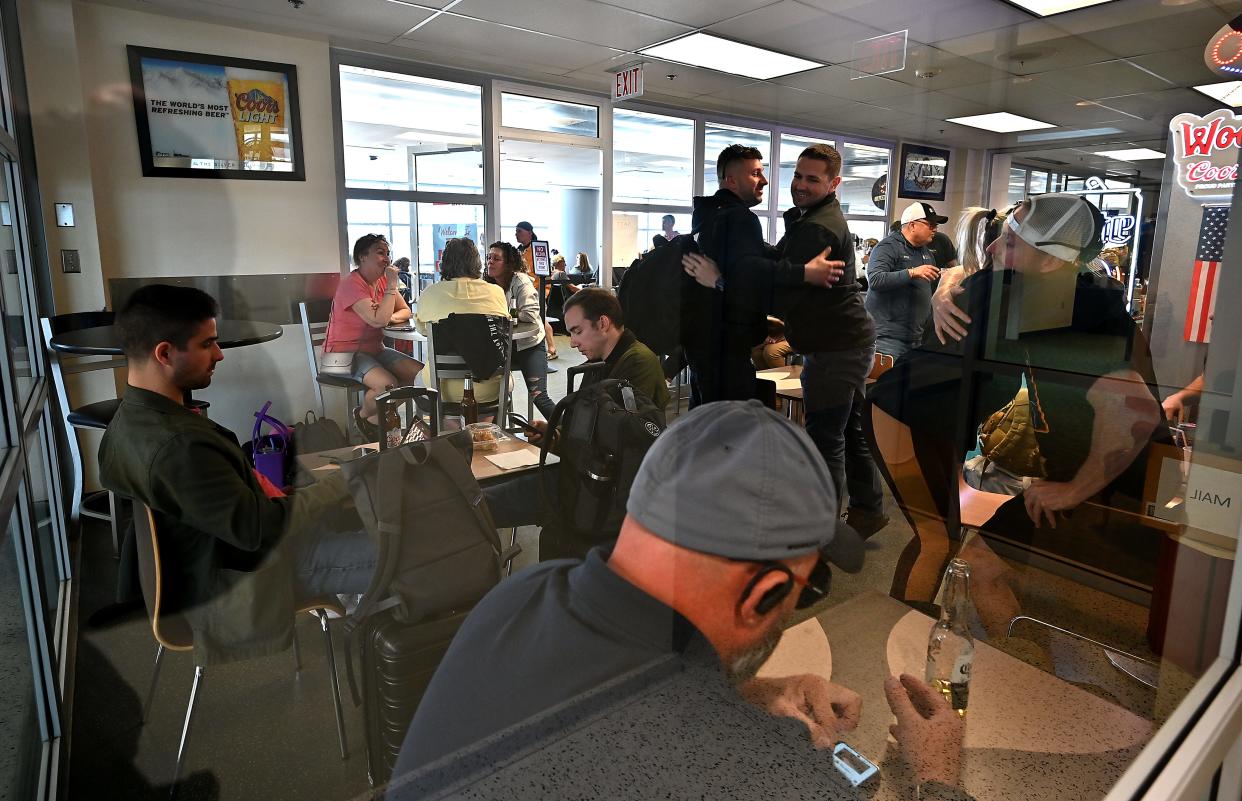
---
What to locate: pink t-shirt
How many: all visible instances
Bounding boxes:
[323,270,407,355]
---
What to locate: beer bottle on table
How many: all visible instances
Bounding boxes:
[383,385,403,449]
[461,376,478,425]
[926,558,974,717]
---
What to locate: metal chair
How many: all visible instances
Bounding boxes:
[133,502,349,792]
[40,312,125,554]
[297,300,367,422]
[425,313,514,431]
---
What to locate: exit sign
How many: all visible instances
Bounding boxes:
[612,64,644,102]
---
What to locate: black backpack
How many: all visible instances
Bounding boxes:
[618,230,711,356]
[538,363,664,560]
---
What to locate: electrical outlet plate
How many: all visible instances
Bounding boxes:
[54,203,75,227]
[60,249,80,273]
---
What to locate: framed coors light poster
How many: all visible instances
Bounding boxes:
[127,46,305,180]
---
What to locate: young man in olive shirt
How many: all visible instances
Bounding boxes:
[99,285,374,662]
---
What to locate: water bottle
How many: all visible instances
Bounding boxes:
[925,558,974,717]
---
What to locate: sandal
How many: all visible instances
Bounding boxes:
[547,348,559,360]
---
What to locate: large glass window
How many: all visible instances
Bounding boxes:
[703,122,770,203]
[0,159,31,409]
[339,67,483,193]
[611,210,691,266]
[837,142,889,217]
[501,93,598,138]
[613,109,693,206]
[344,199,484,289]
[0,508,44,801]
[501,140,601,270]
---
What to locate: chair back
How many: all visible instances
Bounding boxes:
[425,313,513,429]
[132,501,194,652]
[869,352,895,381]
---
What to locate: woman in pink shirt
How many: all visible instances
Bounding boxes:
[324,233,422,437]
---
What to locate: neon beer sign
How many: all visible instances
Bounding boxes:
[1171,110,1241,198]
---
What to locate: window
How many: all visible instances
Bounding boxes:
[0,508,43,801]
[611,210,691,265]
[501,93,598,138]
[0,159,32,409]
[703,122,770,203]
[613,109,693,206]
[339,67,483,193]
[837,142,889,217]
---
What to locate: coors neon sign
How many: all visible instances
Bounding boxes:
[1170,110,1242,199]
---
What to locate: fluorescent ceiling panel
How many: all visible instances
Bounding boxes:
[1004,0,1119,17]
[947,112,1055,132]
[1193,81,1242,107]
[639,33,820,81]
[1093,148,1166,161]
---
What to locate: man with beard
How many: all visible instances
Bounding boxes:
[99,284,375,663]
[395,400,866,772]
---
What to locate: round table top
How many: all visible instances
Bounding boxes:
[50,319,283,356]
[385,320,541,342]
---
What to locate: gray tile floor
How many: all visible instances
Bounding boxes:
[67,335,1186,799]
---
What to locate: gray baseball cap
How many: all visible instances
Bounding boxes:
[627,400,864,572]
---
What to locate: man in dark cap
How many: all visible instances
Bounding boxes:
[395,400,866,772]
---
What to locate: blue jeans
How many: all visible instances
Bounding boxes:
[288,523,376,602]
[874,335,914,362]
[513,344,556,418]
[801,345,884,515]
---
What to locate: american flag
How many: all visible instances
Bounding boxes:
[1185,205,1229,343]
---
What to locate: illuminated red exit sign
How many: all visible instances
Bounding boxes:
[611,64,644,102]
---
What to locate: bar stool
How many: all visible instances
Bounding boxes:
[41,312,125,554]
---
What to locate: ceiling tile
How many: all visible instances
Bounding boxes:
[590,0,781,29]
[191,0,435,40]
[772,66,919,102]
[1128,47,1221,88]
[875,90,995,121]
[1076,6,1229,58]
[802,0,1031,46]
[454,0,692,52]
[702,81,834,116]
[940,73,1084,112]
[396,14,617,73]
[1092,88,1221,121]
[705,0,883,64]
[1054,59,1176,99]
[875,44,1017,91]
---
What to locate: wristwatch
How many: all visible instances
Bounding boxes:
[714,276,725,292]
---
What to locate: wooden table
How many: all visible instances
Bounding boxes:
[758,592,1152,800]
[757,364,804,424]
[297,435,556,487]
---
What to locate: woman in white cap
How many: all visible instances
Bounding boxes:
[869,193,1171,636]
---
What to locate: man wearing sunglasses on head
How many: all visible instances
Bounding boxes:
[395,400,866,775]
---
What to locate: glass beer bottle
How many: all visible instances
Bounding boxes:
[383,385,403,449]
[926,558,974,717]
[461,376,479,425]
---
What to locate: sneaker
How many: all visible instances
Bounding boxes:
[845,507,890,540]
[353,406,378,441]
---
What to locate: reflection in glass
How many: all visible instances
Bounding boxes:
[501,140,602,270]
[339,67,483,193]
[0,508,44,799]
[0,160,33,409]
[27,421,66,643]
[501,93,598,138]
[610,210,691,267]
[837,142,889,217]
[613,109,693,206]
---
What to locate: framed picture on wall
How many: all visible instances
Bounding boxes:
[897,143,949,201]
[126,46,305,180]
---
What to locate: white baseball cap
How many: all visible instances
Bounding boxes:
[900,201,949,227]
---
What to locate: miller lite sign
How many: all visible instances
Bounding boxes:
[1170,110,1241,199]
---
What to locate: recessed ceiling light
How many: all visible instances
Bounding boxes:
[1093,148,1165,161]
[1193,81,1242,107]
[639,33,821,81]
[946,112,1055,132]
[1003,0,1119,17]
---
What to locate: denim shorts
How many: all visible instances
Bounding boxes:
[349,346,417,383]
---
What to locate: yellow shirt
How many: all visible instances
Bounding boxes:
[415,278,509,404]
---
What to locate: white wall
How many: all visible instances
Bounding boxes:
[62,1,345,436]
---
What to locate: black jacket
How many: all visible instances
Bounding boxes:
[689,189,804,354]
[775,193,874,353]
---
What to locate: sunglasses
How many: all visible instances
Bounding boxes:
[793,557,833,609]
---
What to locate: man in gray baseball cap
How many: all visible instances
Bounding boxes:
[396,400,866,773]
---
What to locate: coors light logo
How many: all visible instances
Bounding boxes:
[1171,109,1242,199]
[233,87,280,125]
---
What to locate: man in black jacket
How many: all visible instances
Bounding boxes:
[680,144,842,406]
[775,144,887,537]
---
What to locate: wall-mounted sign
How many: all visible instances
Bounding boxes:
[897,143,949,201]
[1101,213,1136,248]
[126,46,304,180]
[611,64,644,102]
[1170,110,1240,199]
[1204,15,1242,78]
[871,174,887,211]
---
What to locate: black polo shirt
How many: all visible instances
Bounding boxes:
[394,548,697,775]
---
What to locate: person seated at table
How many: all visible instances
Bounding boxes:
[394,401,866,776]
[323,233,422,439]
[99,284,375,664]
[487,241,557,417]
[414,237,509,423]
[549,253,568,282]
[483,288,669,533]
[751,316,793,370]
